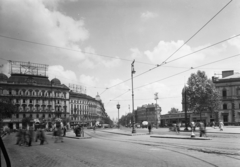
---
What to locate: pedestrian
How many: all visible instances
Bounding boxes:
[63,126,67,136]
[176,122,180,134]
[191,121,196,132]
[212,121,215,129]
[21,127,27,146]
[27,126,34,147]
[199,121,207,137]
[15,129,22,145]
[148,123,152,134]
[93,125,96,133]
[35,128,40,142]
[39,129,48,145]
[219,121,224,131]
[55,127,63,143]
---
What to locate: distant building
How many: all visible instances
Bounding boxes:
[69,92,106,126]
[212,70,240,124]
[135,103,161,125]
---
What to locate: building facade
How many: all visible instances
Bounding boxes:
[135,103,161,126]
[69,92,106,127]
[212,70,240,124]
[160,112,212,126]
[0,61,70,129]
[0,60,107,129]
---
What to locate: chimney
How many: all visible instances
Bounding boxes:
[222,70,234,78]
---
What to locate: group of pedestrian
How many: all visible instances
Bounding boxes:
[74,125,84,137]
[53,126,66,143]
[169,123,181,134]
[15,127,47,146]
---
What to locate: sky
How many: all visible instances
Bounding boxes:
[0,0,240,120]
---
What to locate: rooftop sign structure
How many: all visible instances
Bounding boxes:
[9,60,48,77]
[69,83,86,94]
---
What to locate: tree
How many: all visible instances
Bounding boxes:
[186,70,220,121]
[0,99,17,130]
[168,107,180,114]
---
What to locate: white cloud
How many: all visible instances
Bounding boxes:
[48,65,78,85]
[141,11,158,20]
[130,48,142,59]
[79,74,99,87]
[0,62,10,77]
[144,40,208,67]
[228,35,240,50]
[0,0,89,61]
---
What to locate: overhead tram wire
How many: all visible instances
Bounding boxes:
[160,0,233,64]
[100,33,240,95]
[134,53,240,91]
[110,96,181,101]
[0,34,156,66]
[108,53,240,102]
[100,0,235,94]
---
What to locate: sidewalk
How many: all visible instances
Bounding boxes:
[100,128,148,136]
[150,134,211,140]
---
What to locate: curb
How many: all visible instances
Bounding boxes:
[101,130,147,136]
[150,135,211,140]
[64,136,92,139]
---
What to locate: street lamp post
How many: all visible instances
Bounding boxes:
[131,60,136,133]
[154,92,159,129]
[184,85,188,131]
[116,103,120,129]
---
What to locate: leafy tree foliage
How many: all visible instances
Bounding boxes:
[119,113,133,126]
[0,99,17,119]
[185,70,220,120]
[168,107,180,114]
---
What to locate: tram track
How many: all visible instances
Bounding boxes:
[85,131,240,167]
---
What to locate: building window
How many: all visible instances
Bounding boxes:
[36,114,39,118]
[42,114,45,118]
[49,114,51,118]
[223,104,227,110]
[30,100,32,104]
[222,89,227,97]
[30,114,32,118]
[16,114,19,118]
[16,99,19,103]
[23,114,26,118]
[23,99,25,103]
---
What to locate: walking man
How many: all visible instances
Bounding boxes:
[219,121,224,131]
[199,121,207,137]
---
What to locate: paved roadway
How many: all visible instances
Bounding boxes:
[1,128,240,167]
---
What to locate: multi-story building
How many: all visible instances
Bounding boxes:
[0,61,108,130]
[69,91,106,127]
[212,70,240,124]
[135,103,161,126]
[0,61,70,129]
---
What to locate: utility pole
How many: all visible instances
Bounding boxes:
[116,103,120,129]
[184,86,188,131]
[154,92,159,129]
[131,60,136,133]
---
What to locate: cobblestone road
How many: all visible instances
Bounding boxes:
[1,130,240,167]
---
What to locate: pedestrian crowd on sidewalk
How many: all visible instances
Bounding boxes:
[15,126,47,146]
[13,124,68,147]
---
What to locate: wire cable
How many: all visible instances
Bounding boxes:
[108,53,240,101]
[134,53,240,90]
[100,33,240,94]
[0,34,155,66]
[161,0,233,64]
